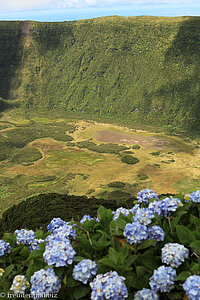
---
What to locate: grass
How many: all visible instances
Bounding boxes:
[10,147,42,165]
[0,111,200,216]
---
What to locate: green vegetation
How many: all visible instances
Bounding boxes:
[121,155,139,165]
[107,181,126,188]
[0,121,74,162]
[10,147,42,165]
[150,151,161,156]
[137,173,149,180]
[0,193,124,235]
[0,192,200,299]
[76,141,127,154]
[0,17,200,133]
[132,145,141,150]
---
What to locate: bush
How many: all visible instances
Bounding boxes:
[76,141,128,154]
[137,173,149,180]
[132,145,140,150]
[121,155,139,165]
[107,181,126,188]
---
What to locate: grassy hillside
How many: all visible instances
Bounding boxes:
[0,16,200,132]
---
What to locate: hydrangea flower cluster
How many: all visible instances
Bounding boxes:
[147,225,165,242]
[123,222,148,244]
[43,235,76,267]
[47,217,66,233]
[161,243,189,268]
[0,239,11,257]
[148,201,162,216]
[189,190,200,203]
[137,189,159,205]
[134,288,159,300]
[149,265,177,292]
[29,239,44,252]
[10,275,30,294]
[53,223,76,240]
[133,208,155,225]
[30,268,61,299]
[183,275,200,300]
[129,204,140,215]
[112,207,130,220]
[80,215,94,224]
[72,259,97,284]
[159,197,180,216]
[15,229,35,245]
[90,271,128,299]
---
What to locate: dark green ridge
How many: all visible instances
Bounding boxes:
[0,16,200,132]
[0,192,173,236]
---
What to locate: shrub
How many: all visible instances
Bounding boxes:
[121,155,139,165]
[107,181,126,188]
[137,173,149,180]
[132,145,140,150]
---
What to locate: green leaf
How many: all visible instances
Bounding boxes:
[176,225,195,245]
[190,241,200,255]
[125,255,139,267]
[137,239,157,250]
[35,229,45,239]
[99,257,116,269]
[65,276,80,288]
[2,264,14,279]
[26,249,43,262]
[73,286,90,299]
[177,271,191,281]
[118,246,129,264]
[97,206,113,228]
[19,246,29,258]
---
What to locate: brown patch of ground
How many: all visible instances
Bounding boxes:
[29,138,66,153]
[95,130,173,149]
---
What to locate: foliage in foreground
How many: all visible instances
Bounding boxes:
[0,189,200,299]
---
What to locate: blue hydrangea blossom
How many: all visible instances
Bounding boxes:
[149,265,177,292]
[183,275,200,300]
[134,288,159,300]
[137,189,159,205]
[30,268,61,299]
[90,271,128,299]
[113,207,130,220]
[190,190,200,203]
[29,239,44,252]
[123,222,148,244]
[161,243,189,268]
[53,224,76,240]
[80,215,94,224]
[10,275,29,294]
[147,225,165,242]
[0,240,11,257]
[129,204,140,215]
[148,201,162,216]
[72,259,97,284]
[43,235,76,267]
[15,229,35,245]
[133,208,155,225]
[159,197,180,216]
[47,218,67,233]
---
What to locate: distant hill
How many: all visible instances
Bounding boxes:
[0,16,200,131]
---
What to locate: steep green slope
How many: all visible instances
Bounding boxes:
[0,16,200,132]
